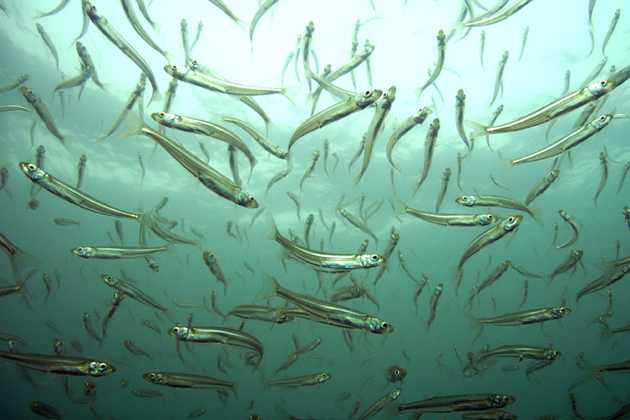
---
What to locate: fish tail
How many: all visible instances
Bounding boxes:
[136,209,157,230]
[9,248,42,284]
[497,154,515,177]
[60,134,74,154]
[147,87,162,108]
[115,112,145,142]
[573,357,600,389]
[162,50,175,63]
[465,119,489,139]
[230,380,238,397]
[262,212,279,242]
[412,86,424,98]
[600,324,613,343]
[465,312,480,330]
[530,208,544,227]
[3,186,13,202]
[389,195,408,218]
[255,270,279,302]
[593,261,616,283]
[281,85,300,106]
[410,180,422,198]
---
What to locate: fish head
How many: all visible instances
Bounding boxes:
[316,373,331,383]
[88,361,115,376]
[455,195,476,206]
[28,198,39,210]
[545,349,562,361]
[71,246,94,258]
[168,325,190,340]
[491,395,516,408]
[501,215,522,231]
[477,214,498,226]
[19,162,46,181]
[354,88,383,107]
[142,372,166,385]
[547,169,560,181]
[591,114,613,130]
[350,287,365,298]
[19,86,39,104]
[387,366,407,382]
[497,413,517,420]
[360,254,386,268]
[101,274,119,287]
[236,190,259,209]
[551,307,571,319]
[151,112,176,126]
[164,64,188,79]
[83,1,103,20]
[369,317,394,334]
[272,309,294,324]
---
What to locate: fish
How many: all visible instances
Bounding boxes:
[616,162,630,195]
[135,0,160,32]
[143,371,237,394]
[152,112,258,174]
[203,252,231,295]
[485,104,504,151]
[20,86,70,152]
[213,112,286,159]
[593,152,608,207]
[395,394,515,414]
[207,0,246,28]
[349,135,366,173]
[456,215,522,272]
[489,51,509,108]
[131,389,164,399]
[359,389,402,420]
[322,139,330,175]
[256,271,393,334]
[518,26,529,62]
[299,150,320,191]
[52,66,95,100]
[386,106,433,172]
[288,89,382,151]
[34,0,71,19]
[286,191,302,221]
[601,9,620,56]
[412,118,440,196]
[455,89,470,149]
[140,318,162,336]
[75,154,87,190]
[548,250,583,286]
[101,274,169,314]
[479,30,486,69]
[264,213,384,273]
[301,21,315,92]
[426,283,443,331]
[414,30,446,98]
[264,373,331,390]
[116,113,258,209]
[165,64,297,105]
[120,0,173,62]
[467,307,571,329]
[338,208,379,245]
[168,326,263,371]
[35,23,59,69]
[510,262,543,279]
[0,351,115,376]
[0,74,28,93]
[99,74,147,142]
[29,401,62,419]
[435,168,452,213]
[461,0,533,28]
[102,292,124,338]
[353,86,397,187]
[524,169,559,206]
[84,1,161,105]
[555,210,579,250]
[123,340,152,359]
[456,195,542,226]
[228,305,294,324]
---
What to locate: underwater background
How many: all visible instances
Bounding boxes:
[0,0,629,419]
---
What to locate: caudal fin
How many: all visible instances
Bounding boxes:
[530,208,544,227]
[281,86,300,106]
[262,212,279,242]
[389,195,409,218]
[9,248,42,284]
[255,270,280,302]
[465,120,490,139]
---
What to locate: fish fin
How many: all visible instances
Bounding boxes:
[136,210,157,230]
[230,380,238,397]
[147,88,161,108]
[410,179,423,198]
[255,270,279,302]
[113,112,145,142]
[599,324,613,343]
[529,208,544,227]
[465,120,490,139]
[593,261,616,283]
[281,85,300,106]
[162,50,175,63]
[9,248,42,284]
[60,134,74,154]
[465,312,481,330]
[497,154,515,176]
[389,195,408,218]
[569,357,599,392]
[412,86,424,98]
[262,212,279,242]
[3,186,13,202]
[165,243,177,257]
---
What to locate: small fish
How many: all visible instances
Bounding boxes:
[75,154,87,190]
[593,152,608,208]
[518,26,529,62]
[20,87,70,152]
[601,9,620,56]
[455,90,470,149]
[30,401,62,419]
[555,210,579,250]
[0,351,114,376]
[524,169,559,206]
[123,339,152,359]
[338,208,379,245]
[36,23,59,69]
[435,168,452,213]
[489,51,509,109]
[479,30,486,69]
[264,373,331,390]
[386,106,433,173]
[616,162,629,195]
[548,250,583,286]
[299,150,320,191]
[414,30,446,98]
[203,252,231,294]
[102,292,124,338]
[131,389,164,399]
[412,118,440,196]
[426,283,443,331]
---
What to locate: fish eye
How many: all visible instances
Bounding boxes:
[599,80,606,86]
[149,373,155,379]
[381,322,388,329]
[370,254,378,261]
[508,217,515,222]
[599,116,606,121]
[394,369,400,375]
[364,90,372,96]
[77,247,84,252]
[502,396,510,403]
[27,164,37,171]
[159,112,165,117]
[559,308,565,314]
[191,59,198,65]
[171,65,178,70]
[487,215,494,220]
[98,363,107,371]
[84,381,89,387]
[172,327,180,334]
[248,195,255,202]
[91,5,97,12]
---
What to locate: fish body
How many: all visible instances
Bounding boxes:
[29,401,62,419]
[489,51,509,108]
[455,89,470,149]
[601,9,620,56]
[457,215,522,271]
[84,1,160,105]
[100,74,147,141]
[593,152,608,207]
[203,252,231,294]
[36,23,59,69]
[20,86,69,151]
[524,169,559,206]
[299,150,320,191]
[555,210,579,250]
[0,74,28,93]
[548,250,583,285]
[228,305,294,324]
[338,208,379,244]
[468,307,570,328]
[435,168,452,213]
[456,194,542,226]
[0,351,114,376]
[518,26,529,61]
[101,274,168,313]
[265,373,331,389]
[264,213,384,273]
[412,118,440,196]
[289,89,382,151]
[143,372,236,394]
[249,0,278,44]
[396,394,515,414]
[414,30,446,98]
[386,106,433,172]
[426,283,443,331]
